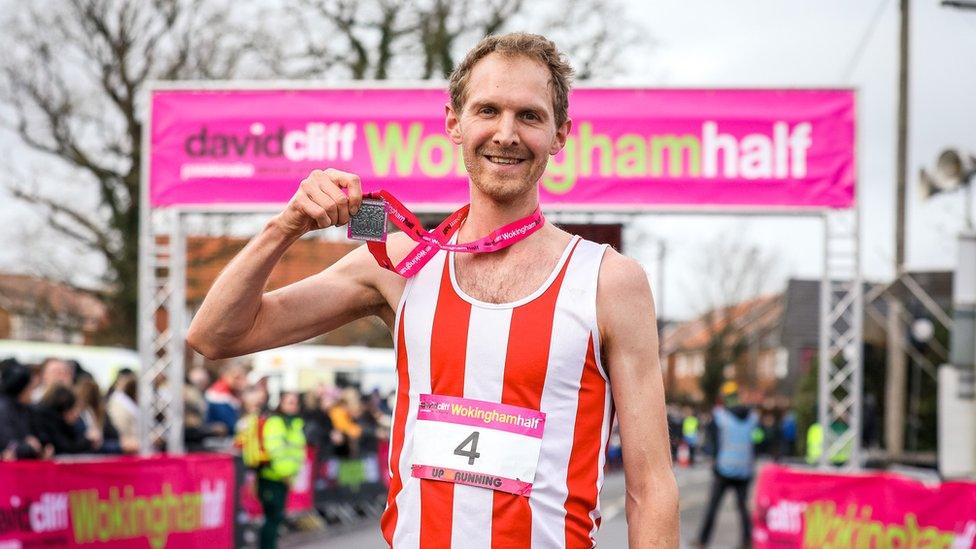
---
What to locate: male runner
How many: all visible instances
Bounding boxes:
[188,32,678,548]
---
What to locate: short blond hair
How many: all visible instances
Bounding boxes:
[449,32,574,128]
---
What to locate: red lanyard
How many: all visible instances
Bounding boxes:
[351,190,546,278]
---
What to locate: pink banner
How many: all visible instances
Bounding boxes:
[753,464,976,548]
[0,454,234,548]
[149,88,855,210]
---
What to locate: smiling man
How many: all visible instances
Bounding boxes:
[187,32,678,548]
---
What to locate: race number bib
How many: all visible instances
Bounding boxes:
[411,394,546,497]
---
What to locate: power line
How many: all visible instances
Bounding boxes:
[842,0,894,83]
[942,0,976,10]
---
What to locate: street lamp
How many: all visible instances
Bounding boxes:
[911,318,935,343]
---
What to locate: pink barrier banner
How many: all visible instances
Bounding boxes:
[0,454,234,548]
[149,88,855,210]
[753,464,976,548]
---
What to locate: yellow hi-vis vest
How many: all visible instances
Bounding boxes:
[806,423,823,464]
[259,415,307,482]
[806,422,851,465]
[236,413,269,469]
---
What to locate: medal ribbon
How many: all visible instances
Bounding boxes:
[361,190,545,278]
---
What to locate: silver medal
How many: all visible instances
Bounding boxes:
[347,197,388,242]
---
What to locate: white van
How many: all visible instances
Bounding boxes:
[247,344,396,403]
[0,339,140,390]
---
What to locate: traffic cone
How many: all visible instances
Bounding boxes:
[677,442,690,468]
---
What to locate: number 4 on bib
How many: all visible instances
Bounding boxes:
[454,431,481,465]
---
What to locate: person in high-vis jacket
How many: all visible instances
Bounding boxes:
[696,382,759,549]
[258,391,306,549]
[681,406,700,464]
[806,421,851,466]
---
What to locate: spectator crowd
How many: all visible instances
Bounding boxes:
[0,356,141,459]
[0,356,394,464]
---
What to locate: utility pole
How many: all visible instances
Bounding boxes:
[885,0,910,459]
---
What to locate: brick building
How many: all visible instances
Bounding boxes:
[0,273,106,344]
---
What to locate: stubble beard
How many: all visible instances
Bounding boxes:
[464,145,547,204]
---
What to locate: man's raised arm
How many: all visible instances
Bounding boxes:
[186,169,378,360]
[598,251,680,548]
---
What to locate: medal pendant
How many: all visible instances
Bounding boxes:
[348,197,388,242]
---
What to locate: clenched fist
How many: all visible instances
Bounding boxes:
[274,169,363,238]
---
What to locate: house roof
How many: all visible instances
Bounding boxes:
[186,236,359,303]
[661,294,783,355]
[0,273,106,329]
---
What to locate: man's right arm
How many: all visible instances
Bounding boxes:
[186,169,387,360]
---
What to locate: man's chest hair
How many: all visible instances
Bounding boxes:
[454,253,558,304]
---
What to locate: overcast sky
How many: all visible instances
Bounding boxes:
[1,0,973,320]
[617,0,976,319]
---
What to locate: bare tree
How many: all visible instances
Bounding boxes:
[278,0,650,80]
[685,229,780,404]
[0,0,651,347]
[1,0,284,345]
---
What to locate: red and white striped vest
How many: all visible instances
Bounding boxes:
[380,235,615,549]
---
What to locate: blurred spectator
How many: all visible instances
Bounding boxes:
[606,422,623,469]
[184,366,228,450]
[73,378,107,452]
[188,366,211,395]
[106,375,139,450]
[356,391,387,454]
[666,405,682,461]
[369,388,393,416]
[68,360,93,384]
[696,382,758,549]
[75,377,137,454]
[780,409,797,459]
[681,406,700,465]
[699,410,716,458]
[106,368,136,398]
[0,358,45,460]
[862,393,881,450]
[806,408,852,467]
[184,367,208,424]
[752,411,778,456]
[258,391,306,549]
[32,358,74,402]
[33,385,97,455]
[235,384,270,469]
[206,363,247,435]
[302,387,341,460]
[328,387,363,457]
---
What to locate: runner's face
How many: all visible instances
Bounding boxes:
[447,53,571,202]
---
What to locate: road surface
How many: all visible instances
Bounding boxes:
[282,462,752,548]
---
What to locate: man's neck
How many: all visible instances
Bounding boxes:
[458,185,540,243]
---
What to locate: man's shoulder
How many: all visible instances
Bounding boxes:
[594,248,654,344]
[596,247,650,297]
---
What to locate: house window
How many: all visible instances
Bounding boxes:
[775,348,789,379]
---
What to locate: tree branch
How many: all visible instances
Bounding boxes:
[9,187,112,257]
